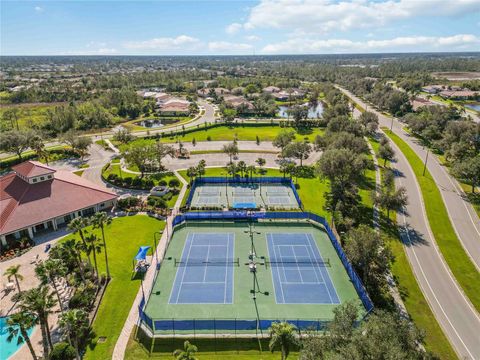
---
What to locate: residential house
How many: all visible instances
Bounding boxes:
[157,99,191,116]
[439,90,479,100]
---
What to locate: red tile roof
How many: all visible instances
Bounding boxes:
[12,161,56,178]
[1,169,117,235]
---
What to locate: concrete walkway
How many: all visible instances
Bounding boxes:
[111,171,189,360]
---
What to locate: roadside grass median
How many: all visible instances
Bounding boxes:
[383,128,480,313]
[369,138,457,359]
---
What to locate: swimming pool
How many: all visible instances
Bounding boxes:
[0,316,34,360]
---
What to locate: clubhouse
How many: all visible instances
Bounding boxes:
[0,161,117,247]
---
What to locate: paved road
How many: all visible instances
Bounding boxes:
[341,89,480,358]
[339,86,480,271]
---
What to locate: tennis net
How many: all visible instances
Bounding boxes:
[174,258,240,267]
[263,257,330,268]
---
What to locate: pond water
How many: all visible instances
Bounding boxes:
[465,103,480,112]
[0,316,34,360]
[135,119,165,128]
[278,103,324,119]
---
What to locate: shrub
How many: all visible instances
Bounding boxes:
[147,198,157,207]
[158,180,167,186]
[132,177,142,187]
[156,198,168,209]
[123,177,132,185]
[107,173,118,181]
[49,342,76,360]
[207,135,212,141]
[144,179,154,188]
[168,178,180,188]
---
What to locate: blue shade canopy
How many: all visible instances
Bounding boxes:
[135,246,151,261]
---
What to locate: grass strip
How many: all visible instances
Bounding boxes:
[384,128,480,313]
[369,138,457,359]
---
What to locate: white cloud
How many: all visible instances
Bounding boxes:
[208,41,253,53]
[34,6,44,13]
[245,35,261,42]
[261,34,480,54]
[226,23,242,35]
[65,48,117,55]
[123,35,201,50]
[244,0,480,34]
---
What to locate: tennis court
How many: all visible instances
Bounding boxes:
[144,220,364,334]
[189,181,300,209]
[169,232,235,304]
[266,233,340,304]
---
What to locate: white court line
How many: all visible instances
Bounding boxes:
[275,244,291,293]
[182,281,226,284]
[172,232,195,304]
[168,231,191,304]
[305,234,336,303]
[268,234,286,303]
[203,243,211,283]
[224,235,229,303]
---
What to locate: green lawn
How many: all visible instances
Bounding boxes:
[119,125,325,150]
[65,215,166,360]
[384,129,480,313]
[368,138,457,359]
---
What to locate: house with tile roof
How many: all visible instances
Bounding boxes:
[0,161,118,247]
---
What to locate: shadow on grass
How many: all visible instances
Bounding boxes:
[133,325,278,355]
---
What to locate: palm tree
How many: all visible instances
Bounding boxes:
[246,165,256,179]
[226,162,238,178]
[186,166,197,184]
[91,212,113,279]
[237,161,247,177]
[4,264,23,293]
[15,286,56,356]
[268,322,300,360]
[35,259,67,313]
[68,217,92,267]
[30,135,48,164]
[256,157,266,174]
[6,311,38,360]
[84,233,103,279]
[59,309,89,360]
[58,239,86,281]
[173,340,199,360]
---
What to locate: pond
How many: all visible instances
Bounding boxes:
[135,119,165,128]
[465,103,480,112]
[278,103,324,119]
[0,316,34,360]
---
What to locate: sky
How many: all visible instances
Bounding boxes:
[1,0,480,56]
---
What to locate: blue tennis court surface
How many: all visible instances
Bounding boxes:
[266,233,340,304]
[169,233,235,304]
